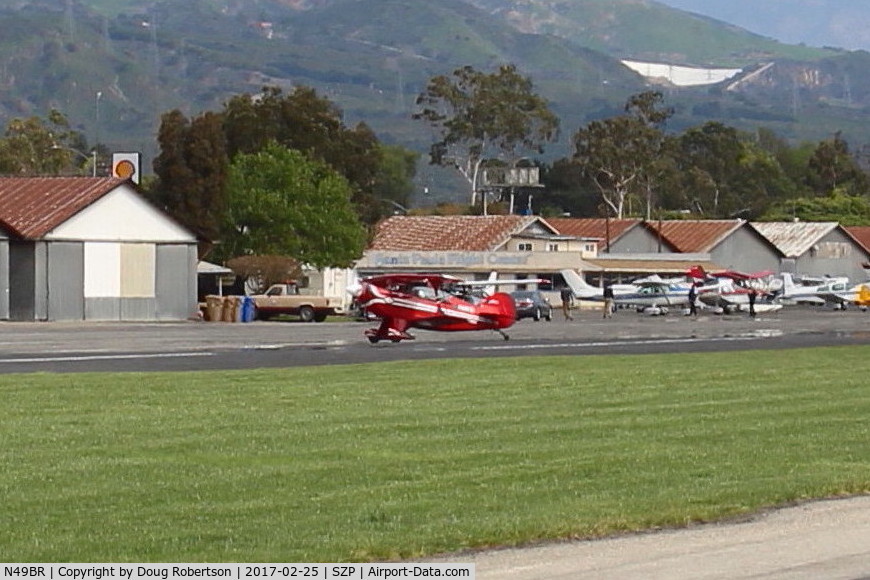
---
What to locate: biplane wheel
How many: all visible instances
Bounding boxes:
[367,336,380,344]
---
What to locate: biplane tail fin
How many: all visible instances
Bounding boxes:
[488,292,517,328]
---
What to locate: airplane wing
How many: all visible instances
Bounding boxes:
[362,273,463,292]
[816,290,850,306]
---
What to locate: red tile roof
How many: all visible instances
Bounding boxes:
[0,177,127,239]
[545,217,642,241]
[845,226,870,252]
[645,220,745,253]
[370,215,541,251]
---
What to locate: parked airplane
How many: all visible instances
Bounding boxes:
[779,272,851,305]
[559,269,639,300]
[816,282,870,310]
[689,266,782,314]
[560,269,693,314]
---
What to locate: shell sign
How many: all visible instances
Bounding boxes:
[112,152,141,184]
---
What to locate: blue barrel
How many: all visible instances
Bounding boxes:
[241,296,256,322]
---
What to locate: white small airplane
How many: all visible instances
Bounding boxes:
[816,281,870,311]
[560,269,636,299]
[778,272,851,305]
[560,269,693,315]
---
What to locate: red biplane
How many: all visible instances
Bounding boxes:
[348,273,537,343]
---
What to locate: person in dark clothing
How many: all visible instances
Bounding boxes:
[688,283,698,317]
[560,286,574,320]
[748,287,758,318]
[603,284,615,318]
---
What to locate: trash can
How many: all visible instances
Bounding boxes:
[240,296,256,322]
[222,296,237,322]
[205,295,223,322]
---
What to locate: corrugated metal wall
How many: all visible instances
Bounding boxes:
[710,228,781,273]
[47,242,84,321]
[155,244,197,320]
[0,238,8,320]
[8,241,35,320]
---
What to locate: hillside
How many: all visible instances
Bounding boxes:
[2,0,870,200]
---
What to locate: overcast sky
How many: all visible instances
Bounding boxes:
[655,0,870,51]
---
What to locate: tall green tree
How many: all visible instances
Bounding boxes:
[372,144,419,212]
[414,64,559,206]
[569,92,672,219]
[572,116,660,219]
[676,122,793,218]
[805,133,868,196]
[222,86,385,223]
[151,109,229,258]
[0,110,87,176]
[220,142,366,268]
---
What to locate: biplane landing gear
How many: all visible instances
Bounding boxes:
[496,329,510,341]
[365,326,414,344]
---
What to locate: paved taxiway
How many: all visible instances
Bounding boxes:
[0,305,868,373]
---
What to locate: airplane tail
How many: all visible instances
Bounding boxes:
[488,292,517,328]
[780,272,797,296]
[560,269,602,299]
[857,284,870,306]
[483,271,498,296]
[687,265,707,280]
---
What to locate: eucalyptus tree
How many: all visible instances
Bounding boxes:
[569,91,672,219]
[805,132,868,196]
[414,64,559,206]
[0,110,86,176]
[676,122,794,218]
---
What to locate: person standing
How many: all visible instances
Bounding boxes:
[748,287,758,318]
[603,284,615,318]
[560,285,574,321]
[688,282,698,317]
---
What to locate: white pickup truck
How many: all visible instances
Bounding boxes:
[251,282,344,322]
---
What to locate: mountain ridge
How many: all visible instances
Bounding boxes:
[1,0,870,184]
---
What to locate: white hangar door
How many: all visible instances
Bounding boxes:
[83,242,156,321]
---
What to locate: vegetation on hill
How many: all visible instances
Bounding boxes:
[2,0,870,212]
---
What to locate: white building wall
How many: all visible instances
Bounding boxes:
[45,185,195,243]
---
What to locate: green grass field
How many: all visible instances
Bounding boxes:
[2,346,869,562]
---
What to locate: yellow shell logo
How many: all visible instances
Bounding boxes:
[114,159,136,179]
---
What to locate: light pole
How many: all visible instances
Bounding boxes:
[95,91,102,148]
[52,145,97,177]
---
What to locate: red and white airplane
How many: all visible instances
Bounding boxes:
[348,273,539,343]
[688,266,782,313]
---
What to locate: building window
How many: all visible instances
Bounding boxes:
[548,243,560,252]
[517,243,533,251]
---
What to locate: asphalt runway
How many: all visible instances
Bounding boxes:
[0,305,868,373]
